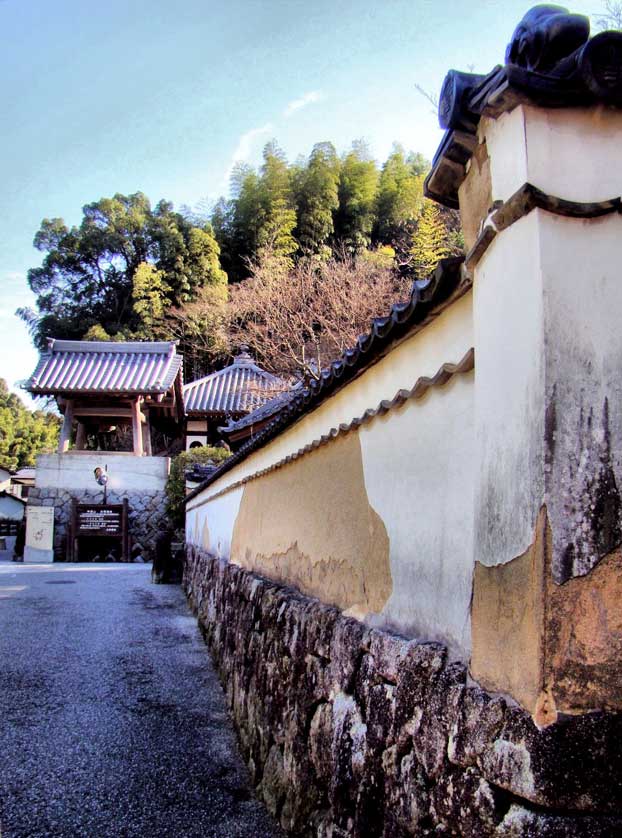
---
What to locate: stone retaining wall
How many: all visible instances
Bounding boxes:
[184,546,622,837]
[29,487,168,561]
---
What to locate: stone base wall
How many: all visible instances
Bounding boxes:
[29,488,168,561]
[184,546,622,837]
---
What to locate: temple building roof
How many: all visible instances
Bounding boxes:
[25,340,183,396]
[183,352,285,418]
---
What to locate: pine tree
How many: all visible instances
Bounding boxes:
[410,200,450,278]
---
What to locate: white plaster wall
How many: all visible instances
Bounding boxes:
[482,107,528,201]
[0,495,25,520]
[185,291,476,656]
[540,211,622,579]
[187,421,207,432]
[473,211,545,568]
[186,486,243,558]
[186,436,208,450]
[361,370,475,655]
[485,105,622,204]
[36,452,170,493]
[187,291,473,511]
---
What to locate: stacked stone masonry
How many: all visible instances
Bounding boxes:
[185,547,622,838]
[29,487,168,561]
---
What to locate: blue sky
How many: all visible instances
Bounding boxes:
[0,0,600,403]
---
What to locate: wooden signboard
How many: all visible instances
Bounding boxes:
[76,504,123,536]
[69,499,129,562]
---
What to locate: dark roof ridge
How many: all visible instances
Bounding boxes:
[185,255,468,503]
[425,6,622,208]
[47,339,178,355]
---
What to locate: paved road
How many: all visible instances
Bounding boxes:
[0,561,282,838]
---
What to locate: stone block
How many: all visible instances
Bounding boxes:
[183,547,622,837]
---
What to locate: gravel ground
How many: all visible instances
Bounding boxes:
[0,561,283,838]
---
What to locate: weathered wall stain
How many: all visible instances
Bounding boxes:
[230,432,392,617]
[552,395,622,583]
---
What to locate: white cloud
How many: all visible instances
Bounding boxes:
[220,123,274,193]
[283,90,324,118]
[230,123,273,163]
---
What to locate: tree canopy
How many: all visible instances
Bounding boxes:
[21,138,462,381]
[210,138,459,281]
[0,380,60,471]
[19,192,227,350]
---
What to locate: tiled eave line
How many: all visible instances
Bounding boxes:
[185,255,467,504]
[465,183,622,271]
[424,29,622,210]
[186,348,474,510]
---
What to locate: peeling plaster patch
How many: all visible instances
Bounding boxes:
[230,432,392,615]
[471,507,546,714]
[546,545,622,712]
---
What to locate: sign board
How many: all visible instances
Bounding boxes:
[76,504,123,537]
[24,506,55,563]
[69,500,129,562]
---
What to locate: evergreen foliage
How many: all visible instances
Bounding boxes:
[21,139,463,380]
[210,139,460,280]
[166,446,231,527]
[0,380,60,471]
[410,199,451,278]
[19,192,227,352]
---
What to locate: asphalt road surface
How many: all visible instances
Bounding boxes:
[0,561,282,838]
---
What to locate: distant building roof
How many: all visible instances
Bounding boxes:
[0,490,26,506]
[183,352,285,417]
[25,340,183,396]
[12,468,35,484]
[219,382,301,436]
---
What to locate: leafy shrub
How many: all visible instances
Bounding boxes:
[166,446,230,528]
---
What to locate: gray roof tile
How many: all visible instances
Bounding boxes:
[26,340,182,395]
[183,353,284,416]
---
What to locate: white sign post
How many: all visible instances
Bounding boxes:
[24,506,55,564]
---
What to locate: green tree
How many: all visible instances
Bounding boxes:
[20,193,227,348]
[228,164,265,281]
[410,199,451,278]
[374,144,426,243]
[294,142,341,258]
[0,380,60,471]
[132,263,170,339]
[166,446,231,528]
[257,141,297,262]
[334,140,379,252]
